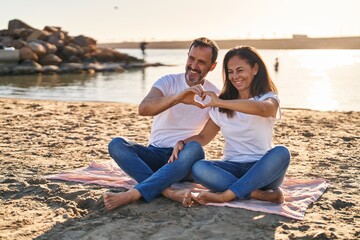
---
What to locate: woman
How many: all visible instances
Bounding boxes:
[169,46,290,205]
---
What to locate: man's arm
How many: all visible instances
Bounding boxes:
[138,87,179,116]
[138,85,206,116]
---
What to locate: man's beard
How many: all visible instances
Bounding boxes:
[186,67,203,83]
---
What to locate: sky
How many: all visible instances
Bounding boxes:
[1,0,360,43]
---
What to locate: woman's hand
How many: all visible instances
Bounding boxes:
[168,140,185,163]
[201,91,221,108]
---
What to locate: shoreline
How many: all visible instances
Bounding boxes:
[1,97,358,113]
[0,98,359,239]
[98,35,360,50]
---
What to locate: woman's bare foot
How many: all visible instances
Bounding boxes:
[193,189,237,205]
[162,188,193,207]
[103,189,141,210]
[193,191,224,205]
[250,188,284,204]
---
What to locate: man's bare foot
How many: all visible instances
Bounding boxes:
[250,188,284,204]
[162,188,193,207]
[103,189,141,210]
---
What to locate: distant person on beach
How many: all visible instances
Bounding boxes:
[169,46,291,205]
[140,41,148,59]
[104,37,219,210]
[274,57,279,72]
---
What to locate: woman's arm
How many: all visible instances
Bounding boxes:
[217,98,278,118]
[203,91,279,118]
[168,118,220,162]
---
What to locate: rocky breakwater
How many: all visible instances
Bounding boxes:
[0,19,160,75]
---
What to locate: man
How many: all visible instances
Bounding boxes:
[104,37,219,210]
[139,41,147,59]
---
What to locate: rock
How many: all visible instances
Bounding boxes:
[48,32,65,48]
[82,55,98,64]
[43,26,61,33]
[42,65,60,74]
[101,63,125,72]
[26,29,49,42]
[0,19,146,75]
[59,63,84,73]
[28,41,47,57]
[8,19,34,34]
[34,40,57,54]
[59,45,79,60]
[19,47,38,61]
[84,62,124,72]
[113,51,139,62]
[12,60,42,74]
[0,36,14,47]
[12,28,33,39]
[12,39,27,49]
[0,29,9,36]
[68,55,81,63]
[0,63,16,75]
[73,35,96,49]
[83,62,103,72]
[68,43,85,56]
[90,48,114,62]
[89,47,133,63]
[39,54,62,66]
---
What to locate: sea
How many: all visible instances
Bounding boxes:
[1,49,360,112]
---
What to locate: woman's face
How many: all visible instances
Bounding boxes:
[227,55,258,96]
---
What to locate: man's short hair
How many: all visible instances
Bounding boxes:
[189,37,219,64]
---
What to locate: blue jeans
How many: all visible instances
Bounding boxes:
[108,137,205,202]
[192,145,291,199]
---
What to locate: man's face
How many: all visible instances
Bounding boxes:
[185,46,216,86]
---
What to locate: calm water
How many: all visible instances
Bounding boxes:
[1,49,360,111]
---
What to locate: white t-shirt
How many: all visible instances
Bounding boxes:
[209,92,280,163]
[149,73,219,148]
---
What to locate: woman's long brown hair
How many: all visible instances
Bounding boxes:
[219,46,278,118]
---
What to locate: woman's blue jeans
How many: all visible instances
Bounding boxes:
[108,137,205,202]
[192,145,291,199]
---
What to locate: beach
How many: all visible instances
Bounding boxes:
[0,98,359,239]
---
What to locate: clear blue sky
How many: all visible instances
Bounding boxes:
[1,0,359,43]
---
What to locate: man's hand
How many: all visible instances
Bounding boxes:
[177,84,206,108]
[168,140,185,163]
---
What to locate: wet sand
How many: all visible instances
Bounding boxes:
[0,98,359,239]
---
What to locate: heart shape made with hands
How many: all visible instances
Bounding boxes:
[193,93,213,108]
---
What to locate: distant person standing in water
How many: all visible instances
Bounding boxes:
[274,57,279,72]
[140,41,148,59]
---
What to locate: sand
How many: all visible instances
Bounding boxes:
[0,98,359,240]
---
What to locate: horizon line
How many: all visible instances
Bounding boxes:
[98,34,360,44]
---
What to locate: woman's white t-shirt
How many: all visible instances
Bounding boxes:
[149,73,219,148]
[209,92,280,163]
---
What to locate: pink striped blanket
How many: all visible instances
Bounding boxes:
[45,161,329,220]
